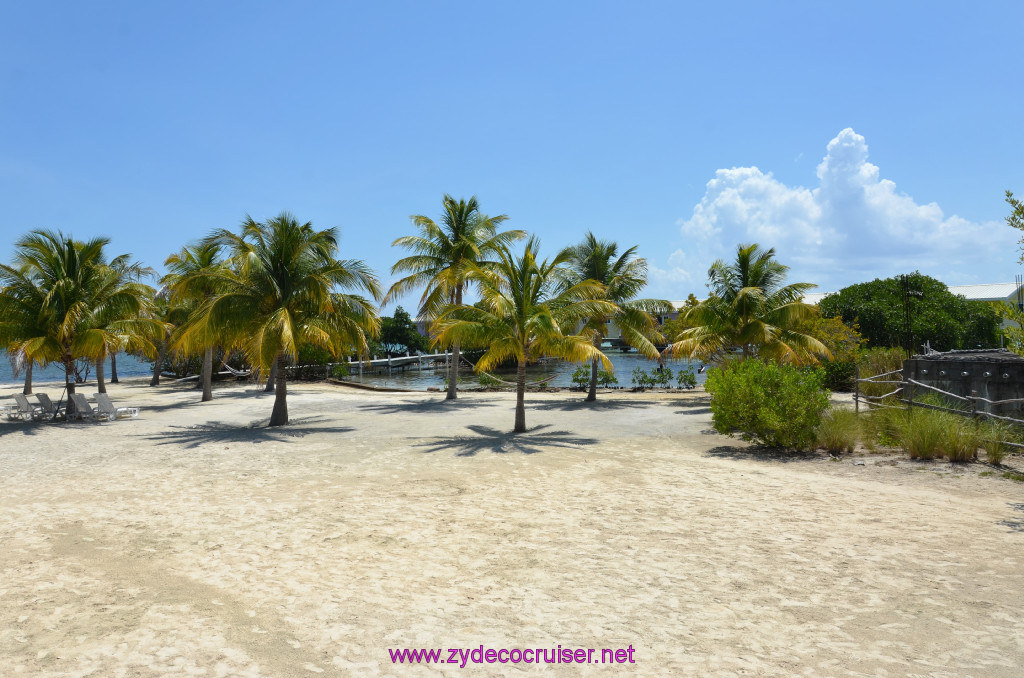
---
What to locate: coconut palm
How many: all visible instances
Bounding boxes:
[0,265,49,395]
[147,292,191,386]
[163,242,225,402]
[178,213,381,426]
[668,243,828,364]
[0,230,157,415]
[385,195,524,400]
[93,255,157,393]
[434,237,616,432]
[563,232,672,401]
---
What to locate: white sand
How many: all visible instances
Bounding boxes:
[1,379,1023,676]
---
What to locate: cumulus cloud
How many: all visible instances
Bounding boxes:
[656,128,1015,297]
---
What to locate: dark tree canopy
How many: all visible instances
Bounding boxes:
[376,306,428,356]
[818,273,1000,352]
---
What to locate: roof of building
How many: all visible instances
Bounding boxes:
[947,282,1021,301]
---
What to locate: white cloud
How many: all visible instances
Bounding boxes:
[666,128,1015,296]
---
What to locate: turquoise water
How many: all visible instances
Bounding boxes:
[0,353,153,385]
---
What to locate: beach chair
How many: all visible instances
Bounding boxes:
[11,393,44,421]
[94,392,139,420]
[34,393,66,420]
[68,393,105,422]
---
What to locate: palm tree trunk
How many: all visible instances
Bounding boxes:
[201,347,213,402]
[150,337,167,386]
[586,334,601,402]
[446,286,463,401]
[110,353,119,383]
[23,361,32,395]
[96,356,107,394]
[514,359,527,433]
[264,359,277,393]
[64,355,77,416]
[269,354,288,426]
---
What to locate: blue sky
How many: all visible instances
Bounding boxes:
[2,1,1023,307]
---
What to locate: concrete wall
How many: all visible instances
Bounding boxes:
[903,355,1024,415]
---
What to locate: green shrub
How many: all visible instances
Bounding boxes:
[652,366,672,388]
[478,372,502,387]
[895,408,945,460]
[704,360,830,451]
[598,370,618,387]
[330,363,349,379]
[816,408,860,453]
[632,367,655,390]
[571,366,590,389]
[676,367,697,389]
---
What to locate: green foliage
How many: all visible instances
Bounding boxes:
[668,243,827,364]
[796,309,865,390]
[652,366,672,387]
[477,372,502,387]
[631,367,655,390]
[598,369,618,387]
[997,304,1024,356]
[676,367,697,389]
[979,420,1012,465]
[941,417,980,463]
[819,272,1000,352]
[375,306,428,356]
[1006,190,1024,263]
[895,409,946,460]
[816,408,860,453]
[856,347,906,402]
[860,406,902,450]
[330,363,349,379]
[704,360,830,451]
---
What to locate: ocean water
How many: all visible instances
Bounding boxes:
[2,350,707,390]
[337,351,708,390]
[1,353,154,385]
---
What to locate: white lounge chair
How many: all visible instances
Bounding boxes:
[35,393,66,420]
[68,393,104,422]
[11,393,44,421]
[94,393,139,420]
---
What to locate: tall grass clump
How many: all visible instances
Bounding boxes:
[856,347,905,403]
[979,419,1013,465]
[895,408,945,460]
[939,415,980,463]
[816,408,860,453]
[860,405,902,451]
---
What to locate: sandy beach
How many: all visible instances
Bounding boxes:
[1,379,1022,677]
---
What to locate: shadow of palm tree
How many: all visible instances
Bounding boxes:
[998,502,1024,533]
[141,415,354,449]
[414,424,600,456]
[704,444,818,463]
[531,399,654,412]
[355,398,492,415]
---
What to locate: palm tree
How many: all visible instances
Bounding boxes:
[434,237,616,432]
[178,213,381,426]
[147,291,191,386]
[667,243,828,364]
[163,242,225,402]
[385,195,524,400]
[0,265,49,395]
[0,230,157,415]
[563,232,672,401]
[93,255,157,394]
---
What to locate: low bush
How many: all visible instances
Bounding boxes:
[478,372,502,388]
[816,408,860,453]
[704,360,830,451]
[860,406,902,450]
[598,369,618,387]
[676,367,697,389]
[330,363,349,379]
[856,347,905,403]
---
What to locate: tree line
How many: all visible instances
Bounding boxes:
[0,193,1011,431]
